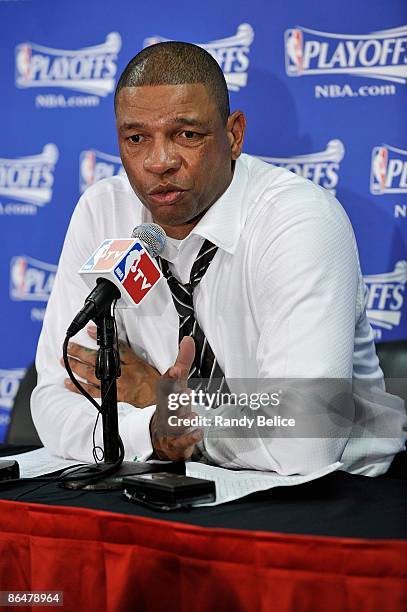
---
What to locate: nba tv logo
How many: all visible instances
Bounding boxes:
[80,149,125,193]
[285,25,407,84]
[257,139,344,195]
[10,256,57,302]
[370,144,407,195]
[80,239,161,307]
[144,23,254,92]
[114,243,161,305]
[15,32,121,96]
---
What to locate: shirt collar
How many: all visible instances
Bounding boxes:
[141,154,249,261]
[190,154,249,254]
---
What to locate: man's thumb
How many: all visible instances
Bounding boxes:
[168,336,195,379]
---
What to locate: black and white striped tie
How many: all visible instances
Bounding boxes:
[158,239,229,394]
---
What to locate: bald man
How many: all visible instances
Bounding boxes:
[32,42,407,475]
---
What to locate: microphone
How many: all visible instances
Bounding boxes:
[131,223,166,255]
[66,223,166,338]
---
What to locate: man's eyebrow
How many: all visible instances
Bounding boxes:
[120,117,208,133]
[120,121,146,133]
[169,117,208,129]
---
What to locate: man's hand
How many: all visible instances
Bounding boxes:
[150,336,203,461]
[63,326,160,407]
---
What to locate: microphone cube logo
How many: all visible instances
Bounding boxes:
[114,243,161,305]
[81,239,134,272]
[80,239,162,307]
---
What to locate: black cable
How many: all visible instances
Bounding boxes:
[92,411,104,463]
[12,465,85,501]
[63,335,102,413]
[11,458,122,501]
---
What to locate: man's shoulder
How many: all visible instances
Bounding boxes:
[69,174,145,239]
[81,174,135,202]
[76,174,144,221]
[242,153,336,218]
[240,154,354,251]
[243,152,327,195]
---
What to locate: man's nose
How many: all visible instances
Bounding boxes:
[143,138,181,175]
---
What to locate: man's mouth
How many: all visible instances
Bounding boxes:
[147,184,187,205]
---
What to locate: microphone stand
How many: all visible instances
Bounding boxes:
[62,303,182,491]
[95,311,121,464]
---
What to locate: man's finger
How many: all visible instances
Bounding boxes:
[86,328,140,366]
[64,378,101,397]
[67,342,97,366]
[117,339,143,365]
[87,325,97,340]
[66,357,100,386]
[157,430,203,460]
[167,336,195,380]
[167,429,203,449]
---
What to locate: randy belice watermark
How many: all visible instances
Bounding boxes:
[167,413,296,429]
[155,377,406,439]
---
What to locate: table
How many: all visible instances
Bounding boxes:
[0,445,406,611]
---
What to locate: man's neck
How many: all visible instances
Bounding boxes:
[158,215,205,240]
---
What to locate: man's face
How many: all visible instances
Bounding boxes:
[116,83,244,238]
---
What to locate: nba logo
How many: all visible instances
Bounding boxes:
[10,256,28,299]
[371,147,388,194]
[115,243,161,305]
[80,151,96,191]
[285,29,303,75]
[16,44,32,82]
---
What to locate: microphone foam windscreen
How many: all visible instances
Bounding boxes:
[131,223,167,257]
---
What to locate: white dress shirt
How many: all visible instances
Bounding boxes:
[31,154,407,475]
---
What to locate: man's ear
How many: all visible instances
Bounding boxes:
[226,111,246,160]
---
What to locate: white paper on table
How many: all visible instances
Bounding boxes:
[1,448,174,479]
[1,447,85,478]
[186,461,343,506]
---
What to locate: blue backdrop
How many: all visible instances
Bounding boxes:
[0,0,406,439]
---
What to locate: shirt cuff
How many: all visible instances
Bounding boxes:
[117,403,156,462]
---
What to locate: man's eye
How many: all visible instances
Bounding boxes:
[129,135,143,144]
[181,131,198,139]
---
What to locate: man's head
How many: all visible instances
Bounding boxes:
[115,42,246,239]
[115,42,230,124]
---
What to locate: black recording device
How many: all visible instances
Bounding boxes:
[122,472,216,510]
[0,460,19,481]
